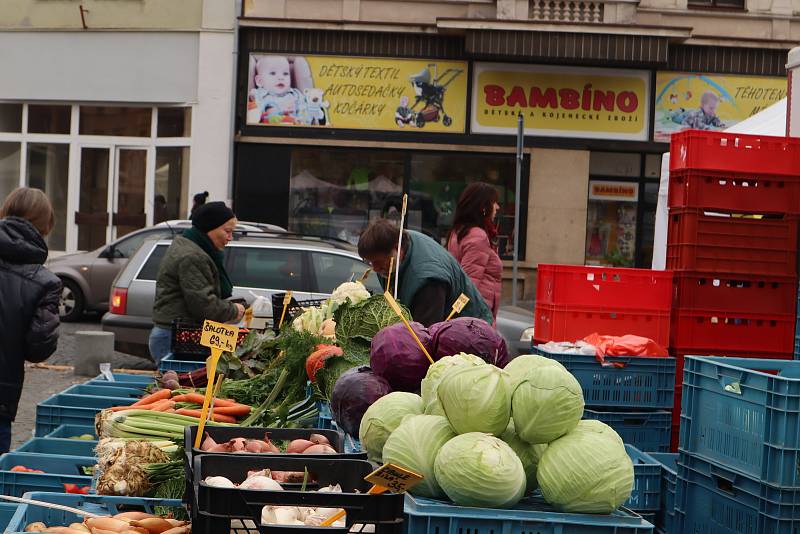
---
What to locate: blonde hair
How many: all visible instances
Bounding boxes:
[0,187,55,236]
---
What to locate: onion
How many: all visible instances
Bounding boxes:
[204,476,235,488]
[304,444,336,454]
[240,475,283,491]
[287,439,315,453]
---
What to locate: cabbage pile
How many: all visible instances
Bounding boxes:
[355,352,634,513]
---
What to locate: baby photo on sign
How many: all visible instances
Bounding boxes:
[246,55,330,127]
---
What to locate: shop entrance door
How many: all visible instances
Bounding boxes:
[75,146,148,250]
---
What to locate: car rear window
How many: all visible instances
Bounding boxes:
[136,244,169,281]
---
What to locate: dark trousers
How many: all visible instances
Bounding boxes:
[0,418,11,454]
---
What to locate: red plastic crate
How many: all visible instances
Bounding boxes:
[533,302,670,349]
[671,310,796,360]
[668,169,800,215]
[666,208,799,277]
[670,130,800,176]
[536,264,673,312]
[673,272,798,316]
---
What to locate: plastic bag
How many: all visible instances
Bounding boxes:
[582,333,668,367]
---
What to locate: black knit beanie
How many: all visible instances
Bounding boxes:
[191,201,235,232]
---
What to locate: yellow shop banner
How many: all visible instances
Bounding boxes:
[246,54,468,132]
[654,72,787,142]
[471,63,650,140]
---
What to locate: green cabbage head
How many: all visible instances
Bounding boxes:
[537,420,633,513]
[438,364,510,436]
[500,420,547,494]
[511,364,584,444]
[420,353,485,415]
[358,391,423,462]
[382,414,456,498]
[434,432,526,508]
[503,354,567,389]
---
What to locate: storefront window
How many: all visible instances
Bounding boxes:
[155,147,190,222]
[28,105,71,134]
[0,104,22,133]
[585,180,638,267]
[409,153,519,259]
[26,143,69,251]
[157,108,191,137]
[0,143,20,202]
[79,106,151,137]
[289,148,405,244]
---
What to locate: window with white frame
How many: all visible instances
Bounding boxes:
[0,104,192,252]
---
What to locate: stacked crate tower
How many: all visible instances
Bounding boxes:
[667,130,800,450]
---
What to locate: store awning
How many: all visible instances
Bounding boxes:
[437,19,691,66]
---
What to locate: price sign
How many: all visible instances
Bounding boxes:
[383,291,434,364]
[445,293,470,321]
[365,463,424,493]
[200,320,239,353]
[278,290,293,330]
[194,320,241,449]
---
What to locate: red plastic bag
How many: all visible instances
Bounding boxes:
[583,333,668,367]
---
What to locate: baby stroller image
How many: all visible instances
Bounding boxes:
[405,64,463,128]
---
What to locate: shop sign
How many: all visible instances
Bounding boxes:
[246,54,468,133]
[589,181,639,202]
[654,72,786,142]
[471,63,650,140]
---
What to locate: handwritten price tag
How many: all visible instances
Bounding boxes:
[194,320,240,449]
[365,463,424,493]
[278,290,293,330]
[200,320,239,353]
[452,293,469,313]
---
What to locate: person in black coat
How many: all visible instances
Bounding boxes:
[0,187,62,453]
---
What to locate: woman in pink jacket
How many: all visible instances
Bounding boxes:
[447,182,503,323]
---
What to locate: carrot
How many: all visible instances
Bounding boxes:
[132,388,171,407]
[150,399,176,412]
[110,405,140,412]
[172,393,238,407]
[210,405,252,417]
[176,408,237,423]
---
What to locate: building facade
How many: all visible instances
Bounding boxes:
[232,0,796,301]
[0,0,236,253]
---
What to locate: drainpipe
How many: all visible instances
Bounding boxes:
[227,0,242,202]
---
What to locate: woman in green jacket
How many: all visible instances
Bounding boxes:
[149,202,244,363]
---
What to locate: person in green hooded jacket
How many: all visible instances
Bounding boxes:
[149,201,244,363]
[358,218,493,327]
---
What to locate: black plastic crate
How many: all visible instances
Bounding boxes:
[271,293,327,334]
[192,455,404,533]
[170,319,250,358]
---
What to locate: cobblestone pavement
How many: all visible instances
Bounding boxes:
[11,315,156,448]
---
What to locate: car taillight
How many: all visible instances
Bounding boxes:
[110,287,128,315]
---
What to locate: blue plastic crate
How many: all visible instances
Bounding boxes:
[585,409,672,453]
[316,400,333,430]
[646,453,677,534]
[35,393,135,437]
[625,445,661,512]
[674,453,800,534]
[44,424,97,440]
[89,373,155,386]
[0,453,94,497]
[14,437,97,457]
[62,383,145,399]
[531,347,675,410]
[679,356,800,487]
[0,503,20,532]
[404,493,654,534]
[158,353,206,373]
[5,492,184,533]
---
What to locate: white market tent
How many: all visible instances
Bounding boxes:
[651,98,789,269]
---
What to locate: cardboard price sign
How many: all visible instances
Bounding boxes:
[193,319,241,448]
[200,321,239,353]
[365,463,424,493]
[445,293,470,321]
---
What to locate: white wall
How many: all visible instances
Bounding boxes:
[0,32,199,103]
[188,30,236,209]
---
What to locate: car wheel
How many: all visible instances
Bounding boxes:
[59,278,85,322]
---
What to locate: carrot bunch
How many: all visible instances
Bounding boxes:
[108,389,252,423]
